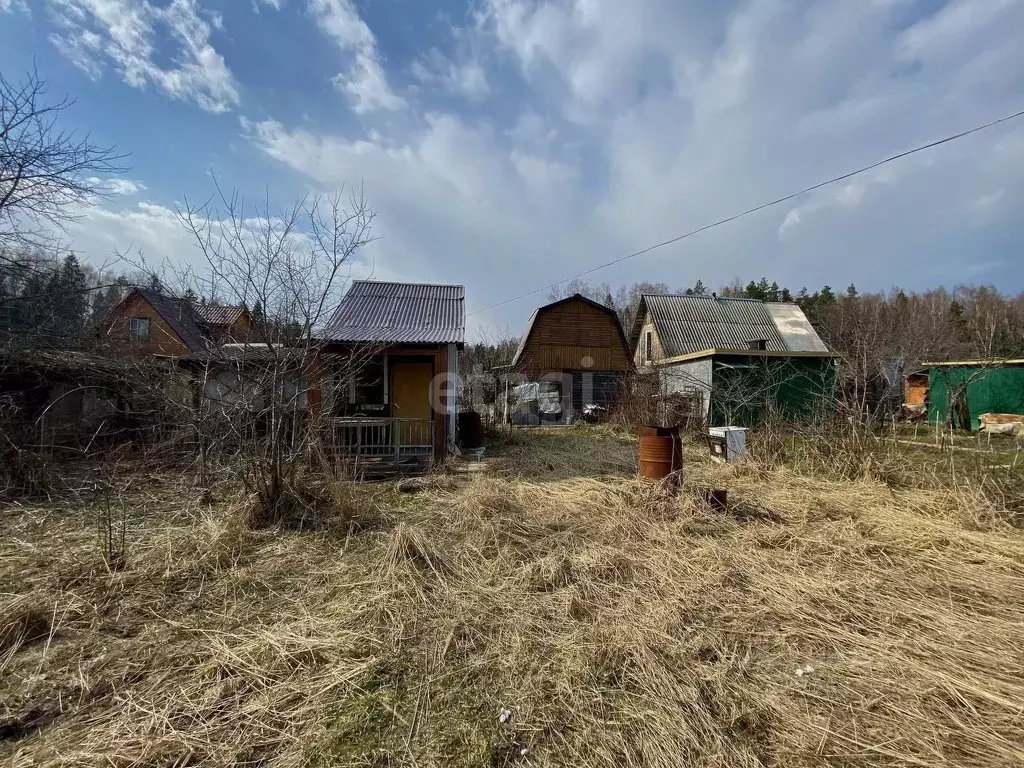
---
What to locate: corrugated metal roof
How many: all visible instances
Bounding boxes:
[194,305,247,326]
[641,295,785,357]
[319,280,465,345]
[763,303,830,352]
[922,359,1024,367]
[631,295,828,358]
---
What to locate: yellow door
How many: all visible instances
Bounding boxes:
[391,362,434,445]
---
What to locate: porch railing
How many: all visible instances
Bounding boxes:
[328,417,434,462]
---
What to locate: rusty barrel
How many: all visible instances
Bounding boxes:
[638,425,683,481]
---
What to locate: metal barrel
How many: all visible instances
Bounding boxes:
[637,425,683,481]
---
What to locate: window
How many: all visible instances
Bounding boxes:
[353,359,387,406]
[645,331,652,362]
[330,357,388,416]
[129,317,150,341]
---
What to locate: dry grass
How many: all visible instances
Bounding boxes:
[2,430,1024,766]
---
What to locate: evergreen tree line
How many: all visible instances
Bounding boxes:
[0,248,128,347]
[0,246,237,349]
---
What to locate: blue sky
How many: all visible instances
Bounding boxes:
[2,0,1023,337]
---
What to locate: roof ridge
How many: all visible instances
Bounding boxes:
[353,279,465,290]
[645,293,766,302]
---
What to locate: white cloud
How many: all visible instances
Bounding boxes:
[241,113,607,332]
[308,0,405,113]
[835,182,866,208]
[412,50,489,101]
[87,177,148,195]
[777,208,803,239]
[263,1,1023,322]
[66,195,388,292]
[60,0,1024,333]
[46,0,240,113]
[975,189,1005,208]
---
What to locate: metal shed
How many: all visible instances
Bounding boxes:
[924,360,1024,430]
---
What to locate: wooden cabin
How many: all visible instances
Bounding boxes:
[100,289,250,357]
[309,280,465,468]
[506,294,633,424]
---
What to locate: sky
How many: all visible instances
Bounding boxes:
[2,0,1023,339]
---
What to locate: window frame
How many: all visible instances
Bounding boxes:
[129,317,151,341]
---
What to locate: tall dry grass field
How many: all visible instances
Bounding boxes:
[2,428,1023,767]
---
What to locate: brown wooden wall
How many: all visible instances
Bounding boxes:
[207,314,252,345]
[306,343,450,462]
[517,297,632,379]
[905,374,928,406]
[102,293,190,357]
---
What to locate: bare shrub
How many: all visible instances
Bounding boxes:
[172,182,374,527]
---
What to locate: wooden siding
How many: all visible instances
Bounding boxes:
[309,343,450,462]
[905,374,928,406]
[517,297,631,379]
[207,314,252,345]
[633,307,666,367]
[102,293,190,357]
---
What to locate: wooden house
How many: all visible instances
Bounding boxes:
[629,294,834,427]
[309,280,465,467]
[100,289,250,357]
[505,294,633,424]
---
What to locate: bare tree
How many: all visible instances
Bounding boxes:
[1,68,126,255]
[174,182,376,524]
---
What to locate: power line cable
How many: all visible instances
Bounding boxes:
[468,107,1024,316]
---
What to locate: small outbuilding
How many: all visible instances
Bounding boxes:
[922,359,1024,430]
[310,280,465,466]
[506,294,633,424]
[630,294,834,427]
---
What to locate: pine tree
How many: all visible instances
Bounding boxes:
[685,279,707,296]
[55,254,89,344]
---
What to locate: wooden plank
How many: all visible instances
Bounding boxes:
[517,297,631,379]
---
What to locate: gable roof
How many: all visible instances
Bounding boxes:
[107,290,248,353]
[319,280,465,345]
[194,305,247,327]
[135,289,210,353]
[511,293,630,367]
[630,294,829,359]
